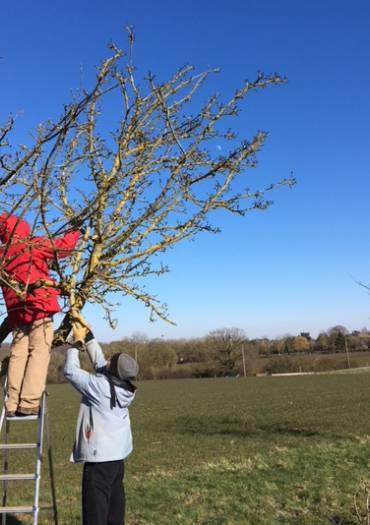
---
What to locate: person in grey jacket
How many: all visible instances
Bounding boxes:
[64,320,139,525]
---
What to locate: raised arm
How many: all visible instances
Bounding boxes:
[71,318,107,372]
[64,322,107,399]
[64,347,101,401]
[36,229,81,260]
[84,331,107,371]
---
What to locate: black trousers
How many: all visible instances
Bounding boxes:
[82,460,125,525]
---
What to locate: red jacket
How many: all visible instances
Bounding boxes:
[0,214,80,328]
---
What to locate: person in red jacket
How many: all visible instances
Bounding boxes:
[0,213,81,416]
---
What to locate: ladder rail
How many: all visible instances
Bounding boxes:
[33,391,46,525]
[0,383,58,525]
[1,419,9,525]
[45,398,58,525]
[0,377,7,525]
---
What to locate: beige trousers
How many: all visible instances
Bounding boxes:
[6,317,53,412]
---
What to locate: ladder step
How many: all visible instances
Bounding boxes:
[0,443,37,450]
[0,505,34,513]
[6,415,38,421]
[0,474,37,481]
[0,504,54,514]
[0,392,56,518]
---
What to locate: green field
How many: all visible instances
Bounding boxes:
[2,373,370,524]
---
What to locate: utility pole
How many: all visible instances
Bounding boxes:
[241,344,247,377]
[345,336,351,369]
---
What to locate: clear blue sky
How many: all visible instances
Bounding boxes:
[1,0,370,341]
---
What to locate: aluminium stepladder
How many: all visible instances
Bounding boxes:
[0,378,58,525]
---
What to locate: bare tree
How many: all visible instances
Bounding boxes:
[207,327,247,374]
[0,32,295,345]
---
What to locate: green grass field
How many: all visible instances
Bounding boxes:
[2,373,370,524]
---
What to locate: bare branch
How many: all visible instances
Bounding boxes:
[0,32,294,344]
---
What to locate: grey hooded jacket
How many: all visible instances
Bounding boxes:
[64,338,136,463]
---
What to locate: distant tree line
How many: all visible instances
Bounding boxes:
[90,325,370,380]
[253,325,370,355]
[7,324,367,383]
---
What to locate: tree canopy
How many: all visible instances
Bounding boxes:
[0,32,294,344]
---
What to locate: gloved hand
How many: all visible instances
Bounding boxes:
[70,216,86,234]
[71,313,91,348]
[72,322,88,346]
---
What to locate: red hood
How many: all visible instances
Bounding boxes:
[0,214,31,243]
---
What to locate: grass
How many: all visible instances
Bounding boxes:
[2,373,370,524]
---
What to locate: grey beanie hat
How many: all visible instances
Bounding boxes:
[110,352,139,380]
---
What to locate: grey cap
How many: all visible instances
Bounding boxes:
[111,352,139,380]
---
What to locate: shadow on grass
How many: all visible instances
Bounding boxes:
[172,415,321,439]
[4,516,23,525]
[259,423,319,438]
[329,515,357,525]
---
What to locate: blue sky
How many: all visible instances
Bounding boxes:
[1,0,370,341]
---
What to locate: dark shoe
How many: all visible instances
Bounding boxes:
[6,411,16,418]
[16,407,39,417]
[0,356,9,378]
